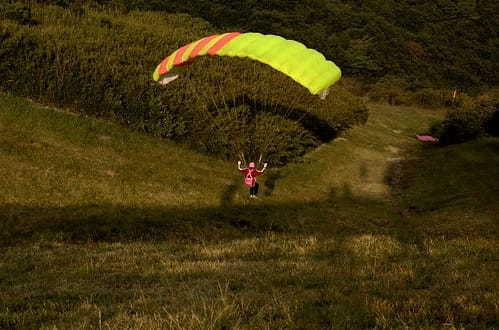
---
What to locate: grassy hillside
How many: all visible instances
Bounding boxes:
[1,92,498,328]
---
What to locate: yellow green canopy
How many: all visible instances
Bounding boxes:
[153,32,341,97]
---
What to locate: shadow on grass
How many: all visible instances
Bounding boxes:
[382,137,499,242]
[384,138,499,213]
[0,188,401,247]
[263,170,284,197]
[220,176,240,207]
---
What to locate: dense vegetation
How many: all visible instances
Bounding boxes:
[429,88,499,144]
[20,0,499,91]
[0,2,368,164]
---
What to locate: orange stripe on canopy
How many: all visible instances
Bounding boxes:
[207,32,241,55]
[173,44,191,66]
[189,35,219,58]
[158,57,170,75]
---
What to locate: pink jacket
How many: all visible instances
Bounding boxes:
[239,167,265,187]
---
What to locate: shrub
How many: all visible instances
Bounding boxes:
[429,90,498,145]
[367,76,476,110]
[367,75,410,105]
[410,88,456,108]
[478,88,499,137]
[429,108,487,145]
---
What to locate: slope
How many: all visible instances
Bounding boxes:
[1,92,498,328]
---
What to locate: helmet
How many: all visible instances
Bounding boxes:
[249,162,256,168]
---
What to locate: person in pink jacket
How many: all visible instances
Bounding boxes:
[238,161,267,198]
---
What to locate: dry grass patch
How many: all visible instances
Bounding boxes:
[195,234,321,260]
[344,234,403,258]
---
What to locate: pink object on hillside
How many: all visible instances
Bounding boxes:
[416,135,439,142]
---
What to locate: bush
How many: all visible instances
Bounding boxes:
[409,88,457,108]
[367,75,410,106]
[429,90,498,145]
[429,108,488,145]
[478,88,499,137]
[366,74,478,109]
[191,105,319,166]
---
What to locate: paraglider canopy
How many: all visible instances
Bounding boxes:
[153,32,341,98]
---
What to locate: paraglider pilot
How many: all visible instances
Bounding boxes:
[238,161,267,198]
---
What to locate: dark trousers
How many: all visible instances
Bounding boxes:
[249,183,259,195]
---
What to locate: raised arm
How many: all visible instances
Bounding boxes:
[257,163,268,173]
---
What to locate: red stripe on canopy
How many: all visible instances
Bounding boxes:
[189,35,219,58]
[158,57,170,75]
[207,32,241,55]
[173,44,191,66]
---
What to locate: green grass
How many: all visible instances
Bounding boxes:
[1,92,498,328]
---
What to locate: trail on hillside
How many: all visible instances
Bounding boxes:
[270,103,444,205]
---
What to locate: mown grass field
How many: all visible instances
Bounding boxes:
[1,92,498,328]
